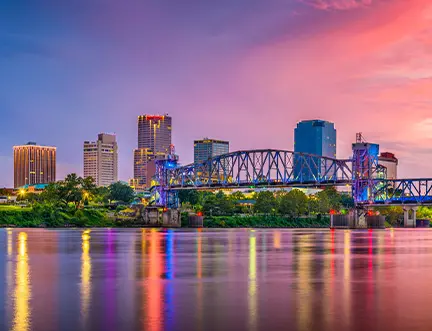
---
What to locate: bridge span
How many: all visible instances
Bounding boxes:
[152,145,432,228]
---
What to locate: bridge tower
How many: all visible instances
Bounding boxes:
[352,133,380,204]
[351,133,380,227]
[154,145,180,208]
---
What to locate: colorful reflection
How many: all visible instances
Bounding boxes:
[196,231,203,331]
[248,232,257,331]
[165,231,174,280]
[323,231,336,328]
[13,232,30,331]
[196,232,202,280]
[7,228,13,256]
[81,230,91,327]
[165,230,175,330]
[343,231,351,324]
[273,231,281,249]
[6,229,14,323]
[297,235,311,331]
[105,230,115,331]
[146,229,163,331]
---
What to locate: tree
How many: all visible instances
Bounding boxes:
[178,190,200,205]
[108,182,135,203]
[61,174,84,208]
[94,186,110,204]
[202,191,235,216]
[340,193,355,209]
[228,191,246,202]
[202,193,217,216]
[82,177,98,200]
[321,187,342,211]
[378,206,403,226]
[254,191,277,215]
[278,189,308,217]
[314,191,331,214]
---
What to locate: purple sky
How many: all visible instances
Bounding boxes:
[2,0,432,187]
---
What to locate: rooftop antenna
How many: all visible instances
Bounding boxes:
[356,132,366,143]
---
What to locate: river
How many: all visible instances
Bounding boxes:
[0,228,431,331]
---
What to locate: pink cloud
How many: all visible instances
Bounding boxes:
[299,0,373,10]
[231,0,432,170]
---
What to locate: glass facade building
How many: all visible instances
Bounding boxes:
[293,120,337,181]
[194,138,229,164]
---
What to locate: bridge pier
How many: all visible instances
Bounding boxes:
[331,209,385,229]
[403,206,418,228]
[354,209,367,229]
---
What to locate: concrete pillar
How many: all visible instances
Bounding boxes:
[355,209,367,229]
[403,207,417,228]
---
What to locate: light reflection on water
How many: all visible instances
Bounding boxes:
[13,232,30,331]
[248,231,257,331]
[3,228,432,330]
[80,230,91,329]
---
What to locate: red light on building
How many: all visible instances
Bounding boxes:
[197,211,203,217]
[329,209,336,215]
[145,115,165,121]
[367,210,374,216]
[163,207,168,213]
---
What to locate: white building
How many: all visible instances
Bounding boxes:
[378,152,398,179]
[83,133,118,186]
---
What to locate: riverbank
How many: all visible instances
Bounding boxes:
[0,206,114,228]
[0,206,332,228]
[203,215,330,228]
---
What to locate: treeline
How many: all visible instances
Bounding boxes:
[179,187,354,217]
[0,174,135,227]
[20,174,135,207]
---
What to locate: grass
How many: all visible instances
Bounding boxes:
[0,204,31,211]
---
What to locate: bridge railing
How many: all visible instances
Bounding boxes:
[361,179,432,205]
[158,149,352,189]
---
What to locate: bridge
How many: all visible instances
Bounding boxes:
[152,143,432,228]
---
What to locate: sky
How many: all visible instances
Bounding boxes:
[1,0,432,187]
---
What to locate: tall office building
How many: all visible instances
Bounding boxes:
[83,133,118,186]
[13,142,56,188]
[134,114,172,188]
[294,120,337,180]
[194,138,229,164]
[137,114,172,155]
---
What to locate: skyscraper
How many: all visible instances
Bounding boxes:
[137,114,172,155]
[83,133,118,186]
[13,142,56,188]
[134,114,172,188]
[194,138,229,164]
[294,120,337,180]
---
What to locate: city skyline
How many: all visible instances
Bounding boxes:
[2,0,432,186]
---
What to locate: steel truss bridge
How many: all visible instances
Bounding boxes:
[153,148,432,208]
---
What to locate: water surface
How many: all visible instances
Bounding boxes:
[1,228,431,331]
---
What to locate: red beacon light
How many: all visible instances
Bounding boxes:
[329,209,337,215]
[197,211,203,217]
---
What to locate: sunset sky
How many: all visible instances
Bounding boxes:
[1,0,432,186]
